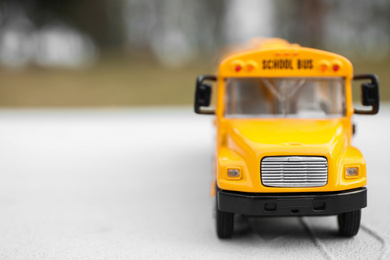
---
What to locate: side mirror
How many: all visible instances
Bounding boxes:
[353,74,380,115]
[194,75,216,115]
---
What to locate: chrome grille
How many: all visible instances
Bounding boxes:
[261,156,328,187]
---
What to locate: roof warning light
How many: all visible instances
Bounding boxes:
[231,60,244,72]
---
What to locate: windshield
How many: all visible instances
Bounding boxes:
[225,77,345,118]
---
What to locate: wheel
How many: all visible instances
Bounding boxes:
[338,209,361,237]
[215,197,234,239]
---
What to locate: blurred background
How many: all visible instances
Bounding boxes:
[0,0,389,107]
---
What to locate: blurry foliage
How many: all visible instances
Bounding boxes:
[0,55,212,107]
[0,0,125,47]
[0,0,389,106]
[274,0,390,62]
[0,55,388,107]
[273,0,328,48]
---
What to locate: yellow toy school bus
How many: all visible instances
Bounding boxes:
[194,38,379,238]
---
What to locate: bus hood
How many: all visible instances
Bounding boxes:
[226,118,349,158]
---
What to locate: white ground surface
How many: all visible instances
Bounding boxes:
[0,106,389,260]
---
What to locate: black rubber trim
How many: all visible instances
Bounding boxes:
[217,187,367,217]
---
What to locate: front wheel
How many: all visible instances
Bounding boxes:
[338,209,361,237]
[215,198,234,239]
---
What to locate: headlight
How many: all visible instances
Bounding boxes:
[345,167,359,177]
[227,169,241,179]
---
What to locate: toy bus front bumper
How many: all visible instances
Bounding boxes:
[217,187,367,216]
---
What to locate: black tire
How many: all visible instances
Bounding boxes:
[338,209,361,237]
[215,198,234,239]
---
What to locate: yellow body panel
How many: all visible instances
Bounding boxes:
[212,38,366,195]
